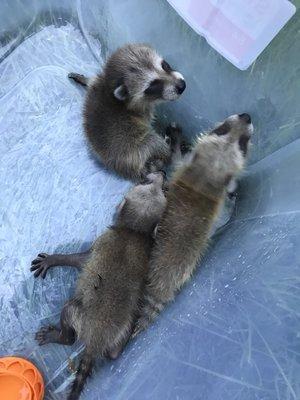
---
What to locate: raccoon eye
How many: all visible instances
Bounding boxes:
[161,60,172,73]
[144,79,164,96]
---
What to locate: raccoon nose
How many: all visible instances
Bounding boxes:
[176,79,186,95]
[238,113,251,124]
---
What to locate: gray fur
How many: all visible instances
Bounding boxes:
[68,43,186,181]
[32,173,166,400]
[133,114,253,336]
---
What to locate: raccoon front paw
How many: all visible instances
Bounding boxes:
[30,253,51,279]
[35,325,59,346]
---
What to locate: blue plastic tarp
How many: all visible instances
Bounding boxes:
[0,1,299,399]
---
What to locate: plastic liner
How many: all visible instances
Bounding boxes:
[0,1,299,399]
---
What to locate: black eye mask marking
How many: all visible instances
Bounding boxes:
[212,121,231,136]
[238,135,250,156]
[144,79,164,97]
[161,60,173,73]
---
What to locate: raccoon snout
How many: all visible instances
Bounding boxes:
[238,113,251,124]
[175,79,186,95]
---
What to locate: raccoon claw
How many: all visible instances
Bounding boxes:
[38,253,47,258]
[35,325,58,346]
[30,253,51,279]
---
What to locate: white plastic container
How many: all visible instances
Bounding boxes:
[168,0,296,70]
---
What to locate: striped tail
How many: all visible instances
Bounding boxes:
[67,350,94,400]
[133,292,165,337]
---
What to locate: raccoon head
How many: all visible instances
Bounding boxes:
[179,114,253,195]
[211,113,253,157]
[116,172,167,234]
[104,44,186,112]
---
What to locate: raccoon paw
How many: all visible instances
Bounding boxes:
[35,325,60,346]
[30,253,51,279]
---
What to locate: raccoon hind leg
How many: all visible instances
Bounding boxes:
[35,299,79,346]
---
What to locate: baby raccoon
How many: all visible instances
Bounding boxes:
[30,172,166,400]
[133,113,253,336]
[68,43,186,181]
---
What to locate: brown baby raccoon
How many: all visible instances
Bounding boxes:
[31,172,166,400]
[133,113,253,336]
[68,43,186,181]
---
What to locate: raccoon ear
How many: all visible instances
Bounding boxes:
[114,84,128,101]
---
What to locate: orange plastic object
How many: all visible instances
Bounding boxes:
[0,357,44,400]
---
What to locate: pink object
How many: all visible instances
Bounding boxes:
[168,0,296,70]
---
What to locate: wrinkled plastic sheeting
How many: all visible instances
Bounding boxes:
[0,1,299,399]
[0,23,130,398]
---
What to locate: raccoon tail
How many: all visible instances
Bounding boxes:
[132,291,165,338]
[67,350,95,400]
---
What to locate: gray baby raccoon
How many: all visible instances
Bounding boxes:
[31,172,166,400]
[68,43,186,181]
[133,113,253,336]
